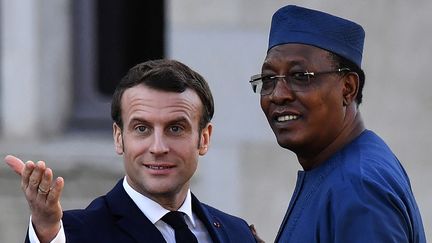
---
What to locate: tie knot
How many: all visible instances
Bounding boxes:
[162,211,188,230]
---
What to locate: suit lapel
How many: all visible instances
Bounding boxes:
[106,179,166,242]
[105,180,233,242]
[191,193,227,243]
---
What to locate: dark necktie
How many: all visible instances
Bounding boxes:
[162,211,198,243]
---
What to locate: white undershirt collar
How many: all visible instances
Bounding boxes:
[122,176,196,227]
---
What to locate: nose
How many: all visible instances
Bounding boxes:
[269,76,295,103]
[149,130,169,155]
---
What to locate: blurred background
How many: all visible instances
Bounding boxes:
[1,0,431,242]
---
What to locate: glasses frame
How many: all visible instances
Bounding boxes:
[249,68,351,95]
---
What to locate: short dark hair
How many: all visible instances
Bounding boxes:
[111,59,214,130]
[329,52,366,105]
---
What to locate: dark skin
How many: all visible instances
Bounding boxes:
[260,43,365,170]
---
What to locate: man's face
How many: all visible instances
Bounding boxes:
[260,43,347,156]
[113,84,211,204]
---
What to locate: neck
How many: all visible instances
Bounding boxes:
[126,176,189,211]
[297,106,365,170]
[155,191,189,211]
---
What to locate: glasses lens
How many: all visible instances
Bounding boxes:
[260,77,275,95]
[289,74,311,92]
[250,69,349,95]
[251,82,262,94]
[250,74,263,94]
[250,74,275,95]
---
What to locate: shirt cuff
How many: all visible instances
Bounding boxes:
[28,216,66,243]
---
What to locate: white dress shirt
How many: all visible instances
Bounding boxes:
[29,177,212,243]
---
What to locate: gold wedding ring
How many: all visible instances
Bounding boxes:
[38,186,49,194]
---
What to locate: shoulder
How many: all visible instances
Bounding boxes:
[329,133,414,215]
[63,195,111,226]
[192,196,256,242]
[192,193,249,227]
[318,132,425,242]
[203,203,256,242]
[62,180,126,232]
[345,130,400,168]
[334,130,411,195]
[201,203,249,226]
[320,173,423,242]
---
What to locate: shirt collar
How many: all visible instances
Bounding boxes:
[122,176,196,227]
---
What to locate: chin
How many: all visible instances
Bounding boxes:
[276,136,292,148]
[277,140,294,150]
[275,134,303,151]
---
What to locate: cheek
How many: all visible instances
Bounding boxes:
[123,136,148,157]
[187,160,199,179]
[304,86,340,108]
[305,91,344,125]
[260,98,270,115]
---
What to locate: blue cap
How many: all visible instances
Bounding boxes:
[268,5,365,67]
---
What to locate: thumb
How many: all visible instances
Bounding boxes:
[4,155,25,176]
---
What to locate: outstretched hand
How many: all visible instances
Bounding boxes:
[5,155,64,243]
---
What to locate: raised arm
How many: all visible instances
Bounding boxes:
[5,155,64,243]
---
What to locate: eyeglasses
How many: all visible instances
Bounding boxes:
[249,68,350,95]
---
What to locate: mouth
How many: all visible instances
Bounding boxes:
[276,114,299,122]
[143,163,176,173]
[144,165,174,170]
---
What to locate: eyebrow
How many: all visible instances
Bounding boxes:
[128,117,148,127]
[166,117,190,126]
[128,116,191,126]
[262,59,307,70]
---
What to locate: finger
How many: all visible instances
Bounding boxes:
[36,168,53,201]
[4,155,25,175]
[21,161,36,190]
[249,224,256,235]
[46,177,64,206]
[27,161,46,194]
[249,224,265,243]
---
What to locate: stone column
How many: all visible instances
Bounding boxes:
[1,0,72,139]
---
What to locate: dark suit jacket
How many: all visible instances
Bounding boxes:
[27,179,256,243]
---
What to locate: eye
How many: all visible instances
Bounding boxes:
[291,72,311,81]
[135,125,148,134]
[259,75,276,91]
[168,125,184,134]
[261,74,274,83]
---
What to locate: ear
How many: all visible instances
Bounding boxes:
[198,123,213,156]
[342,72,359,106]
[113,123,124,155]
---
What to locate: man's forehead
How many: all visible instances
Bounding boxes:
[122,84,196,100]
[121,85,202,113]
[264,44,332,66]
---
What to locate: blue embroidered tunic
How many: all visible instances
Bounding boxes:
[275,130,426,243]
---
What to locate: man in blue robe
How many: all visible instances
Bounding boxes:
[249,5,426,242]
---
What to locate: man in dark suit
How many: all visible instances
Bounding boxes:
[6,59,258,243]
